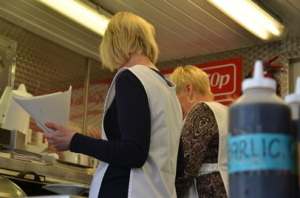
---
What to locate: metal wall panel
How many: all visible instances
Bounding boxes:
[0,17,114,96]
[158,37,300,97]
[0,17,114,138]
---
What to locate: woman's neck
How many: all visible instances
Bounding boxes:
[123,53,159,71]
[194,94,214,103]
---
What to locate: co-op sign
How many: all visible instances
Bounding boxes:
[195,57,242,105]
[199,63,236,95]
[163,57,243,105]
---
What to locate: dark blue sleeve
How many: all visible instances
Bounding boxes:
[70,70,151,168]
[176,138,185,179]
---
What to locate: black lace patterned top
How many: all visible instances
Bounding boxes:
[175,102,227,198]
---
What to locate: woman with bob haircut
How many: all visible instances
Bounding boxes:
[169,65,229,198]
[43,12,183,198]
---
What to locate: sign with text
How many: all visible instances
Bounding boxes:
[162,57,243,106]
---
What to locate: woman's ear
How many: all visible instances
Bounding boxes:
[186,83,194,97]
[186,83,193,93]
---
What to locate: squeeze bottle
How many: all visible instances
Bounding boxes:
[228,60,296,198]
[285,76,300,197]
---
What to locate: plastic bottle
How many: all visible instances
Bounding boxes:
[228,60,296,198]
[285,77,300,197]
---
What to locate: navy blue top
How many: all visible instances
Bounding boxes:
[70,69,184,197]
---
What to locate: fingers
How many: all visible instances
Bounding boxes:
[45,122,60,131]
[43,135,68,152]
[42,122,74,152]
[43,131,52,139]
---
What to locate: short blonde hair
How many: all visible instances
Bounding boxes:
[100,12,159,71]
[169,65,214,99]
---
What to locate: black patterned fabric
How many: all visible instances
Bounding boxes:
[176,102,227,198]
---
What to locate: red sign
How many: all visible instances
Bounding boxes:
[162,57,243,106]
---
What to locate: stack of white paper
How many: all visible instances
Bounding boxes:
[13,86,72,132]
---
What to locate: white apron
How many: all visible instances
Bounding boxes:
[89,65,182,198]
[182,102,229,198]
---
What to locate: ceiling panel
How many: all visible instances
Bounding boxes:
[1,0,300,63]
[94,0,300,61]
[256,0,300,38]
[0,0,102,60]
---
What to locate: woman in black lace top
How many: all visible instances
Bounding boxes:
[169,65,229,198]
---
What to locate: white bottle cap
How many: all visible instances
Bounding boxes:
[285,77,300,104]
[18,83,27,92]
[242,60,276,92]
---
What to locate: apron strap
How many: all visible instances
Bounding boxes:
[198,163,218,176]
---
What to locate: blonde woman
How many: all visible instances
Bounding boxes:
[43,12,182,198]
[169,65,229,198]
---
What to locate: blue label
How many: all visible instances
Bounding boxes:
[228,133,295,173]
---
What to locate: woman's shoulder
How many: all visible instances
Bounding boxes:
[187,102,227,119]
[204,102,228,112]
[191,102,211,111]
[115,69,145,93]
[116,69,139,82]
[187,102,213,118]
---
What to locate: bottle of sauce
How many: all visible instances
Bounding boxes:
[285,77,300,197]
[228,60,296,198]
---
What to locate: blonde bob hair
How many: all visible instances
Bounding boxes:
[100,12,159,71]
[169,65,214,99]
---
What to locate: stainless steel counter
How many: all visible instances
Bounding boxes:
[0,154,93,185]
[26,196,87,198]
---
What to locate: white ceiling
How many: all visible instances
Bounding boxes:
[0,0,300,63]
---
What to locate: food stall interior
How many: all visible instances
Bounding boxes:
[0,0,300,197]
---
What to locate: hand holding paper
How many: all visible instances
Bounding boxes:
[13,86,72,132]
[43,122,75,151]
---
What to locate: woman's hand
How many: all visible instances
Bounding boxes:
[43,122,75,151]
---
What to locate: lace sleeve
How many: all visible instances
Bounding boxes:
[175,102,219,196]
